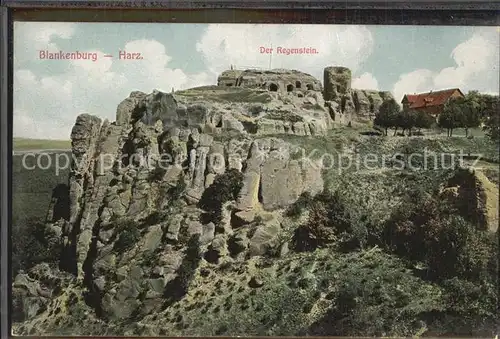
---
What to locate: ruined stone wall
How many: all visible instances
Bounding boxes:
[217,70,243,87]
[218,66,395,122]
[217,69,322,94]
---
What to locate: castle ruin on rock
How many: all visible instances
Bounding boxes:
[62,65,393,278]
[114,66,394,143]
[218,66,395,122]
[217,69,323,94]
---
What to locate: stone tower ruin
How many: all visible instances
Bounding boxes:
[323,66,352,101]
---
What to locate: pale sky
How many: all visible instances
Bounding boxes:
[13,22,499,139]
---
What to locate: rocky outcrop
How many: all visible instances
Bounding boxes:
[116,91,147,126]
[441,167,499,232]
[12,263,73,322]
[352,89,395,119]
[11,66,411,336]
[15,83,328,324]
[117,87,333,137]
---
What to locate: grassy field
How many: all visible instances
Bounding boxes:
[13,138,71,151]
[12,152,71,226]
[12,141,71,224]
[423,127,487,138]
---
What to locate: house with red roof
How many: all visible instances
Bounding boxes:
[401,88,465,117]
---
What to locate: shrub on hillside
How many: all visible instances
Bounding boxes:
[12,218,62,275]
[141,210,170,228]
[149,166,168,182]
[308,249,445,337]
[114,228,140,253]
[383,189,496,282]
[292,190,367,252]
[198,169,244,224]
[483,110,499,141]
[425,276,499,336]
[285,191,313,219]
[168,174,187,201]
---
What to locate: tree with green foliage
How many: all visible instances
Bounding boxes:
[285,191,313,219]
[465,91,498,120]
[475,94,500,140]
[395,108,418,136]
[460,97,481,137]
[439,97,465,136]
[483,108,499,140]
[374,99,400,136]
[439,95,483,137]
[438,108,454,137]
[414,110,435,132]
[463,91,499,139]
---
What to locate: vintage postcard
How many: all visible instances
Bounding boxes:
[11,22,499,337]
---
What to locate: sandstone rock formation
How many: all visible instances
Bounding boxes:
[12,71,329,327]
[352,89,395,120]
[440,167,499,232]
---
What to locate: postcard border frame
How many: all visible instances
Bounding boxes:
[1,1,499,339]
[5,2,500,25]
[1,4,13,339]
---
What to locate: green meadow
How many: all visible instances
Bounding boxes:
[13,138,71,152]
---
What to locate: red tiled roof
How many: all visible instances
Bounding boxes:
[402,88,464,109]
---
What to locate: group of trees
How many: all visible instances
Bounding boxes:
[374,99,435,136]
[438,95,480,137]
[374,91,499,139]
[439,91,499,138]
[467,91,499,140]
